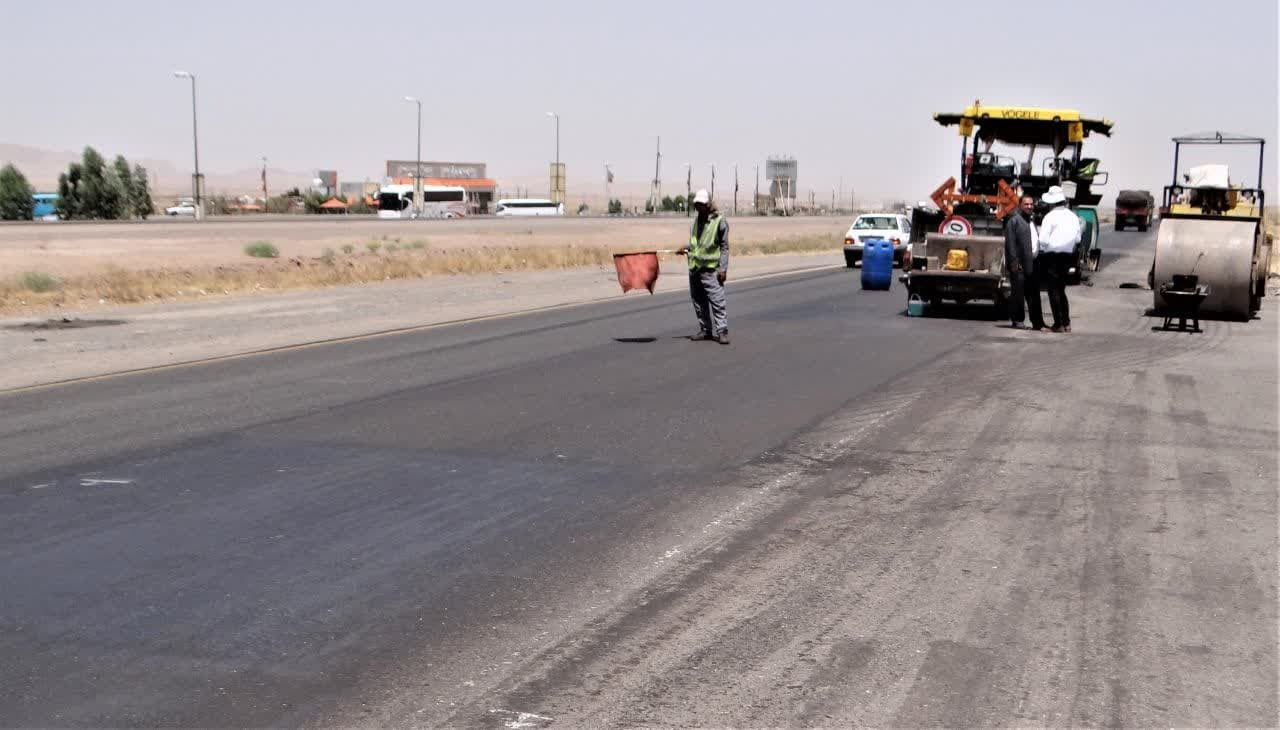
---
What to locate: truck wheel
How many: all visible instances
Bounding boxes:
[1138,223,1148,232]
[1115,222,1124,232]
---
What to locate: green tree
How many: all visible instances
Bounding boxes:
[56,164,82,219]
[608,198,623,215]
[113,156,136,220]
[303,191,328,214]
[131,164,154,218]
[77,147,109,218]
[0,164,36,220]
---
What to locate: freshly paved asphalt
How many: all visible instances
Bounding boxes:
[1,230,1274,727]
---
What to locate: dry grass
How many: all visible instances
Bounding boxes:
[0,233,842,314]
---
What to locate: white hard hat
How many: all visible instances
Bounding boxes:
[693,189,711,205]
[1041,185,1067,205]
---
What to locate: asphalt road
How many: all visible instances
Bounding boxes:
[1,229,1275,727]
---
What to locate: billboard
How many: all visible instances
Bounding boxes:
[765,157,797,181]
[386,161,487,179]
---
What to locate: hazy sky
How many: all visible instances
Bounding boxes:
[3,0,1276,203]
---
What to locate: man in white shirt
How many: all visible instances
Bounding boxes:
[1036,186,1082,332]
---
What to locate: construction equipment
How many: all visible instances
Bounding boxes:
[1151,132,1270,320]
[901,233,1009,311]
[1115,189,1155,231]
[911,103,1113,283]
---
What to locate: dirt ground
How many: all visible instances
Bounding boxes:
[0,215,851,277]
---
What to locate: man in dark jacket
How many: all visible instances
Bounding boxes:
[1004,195,1046,330]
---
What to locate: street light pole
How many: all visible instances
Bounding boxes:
[546,111,560,202]
[172,71,201,220]
[404,97,422,216]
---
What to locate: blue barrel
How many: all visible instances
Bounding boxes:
[860,239,894,290]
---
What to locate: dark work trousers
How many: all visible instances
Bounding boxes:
[1008,265,1046,328]
[1038,252,1073,328]
[689,269,728,335]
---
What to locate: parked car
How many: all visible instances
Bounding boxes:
[165,201,197,217]
[843,213,912,267]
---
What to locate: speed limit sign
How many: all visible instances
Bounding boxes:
[938,215,973,236]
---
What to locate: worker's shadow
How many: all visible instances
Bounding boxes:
[908,303,1003,322]
[1141,307,1256,331]
[613,337,658,343]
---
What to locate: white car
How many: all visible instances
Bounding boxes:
[842,213,912,268]
[165,202,197,217]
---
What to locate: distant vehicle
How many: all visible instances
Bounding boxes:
[843,213,912,267]
[1114,189,1155,231]
[495,199,565,217]
[377,184,468,219]
[165,201,197,217]
[32,193,58,221]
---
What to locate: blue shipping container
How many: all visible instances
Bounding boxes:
[860,239,894,290]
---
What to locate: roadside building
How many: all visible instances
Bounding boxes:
[386,160,496,214]
[340,181,380,204]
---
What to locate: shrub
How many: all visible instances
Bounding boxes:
[20,271,60,293]
[320,247,336,264]
[366,241,381,253]
[244,241,279,258]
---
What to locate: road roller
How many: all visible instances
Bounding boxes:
[1152,132,1271,320]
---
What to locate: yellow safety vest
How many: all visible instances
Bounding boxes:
[688,214,723,270]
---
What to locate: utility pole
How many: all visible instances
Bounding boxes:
[733,164,739,215]
[838,176,843,214]
[604,163,612,209]
[685,163,692,217]
[710,164,716,201]
[754,165,759,213]
[651,136,662,213]
[261,156,268,208]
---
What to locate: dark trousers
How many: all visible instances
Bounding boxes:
[1037,252,1072,328]
[689,269,728,335]
[1008,266,1046,328]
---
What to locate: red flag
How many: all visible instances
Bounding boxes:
[613,252,660,294]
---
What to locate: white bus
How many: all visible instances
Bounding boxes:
[377,184,468,219]
[494,198,565,217]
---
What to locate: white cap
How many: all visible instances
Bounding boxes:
[693,189,711,205]
[1041,185,1067,205]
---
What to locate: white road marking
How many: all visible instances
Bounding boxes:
[28,483,53,490]
[79,478,134,487]
[489,709,553,728]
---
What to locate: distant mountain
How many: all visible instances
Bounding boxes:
[0,143,314,199]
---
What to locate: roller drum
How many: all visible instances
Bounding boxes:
[1153,218,1258,318]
